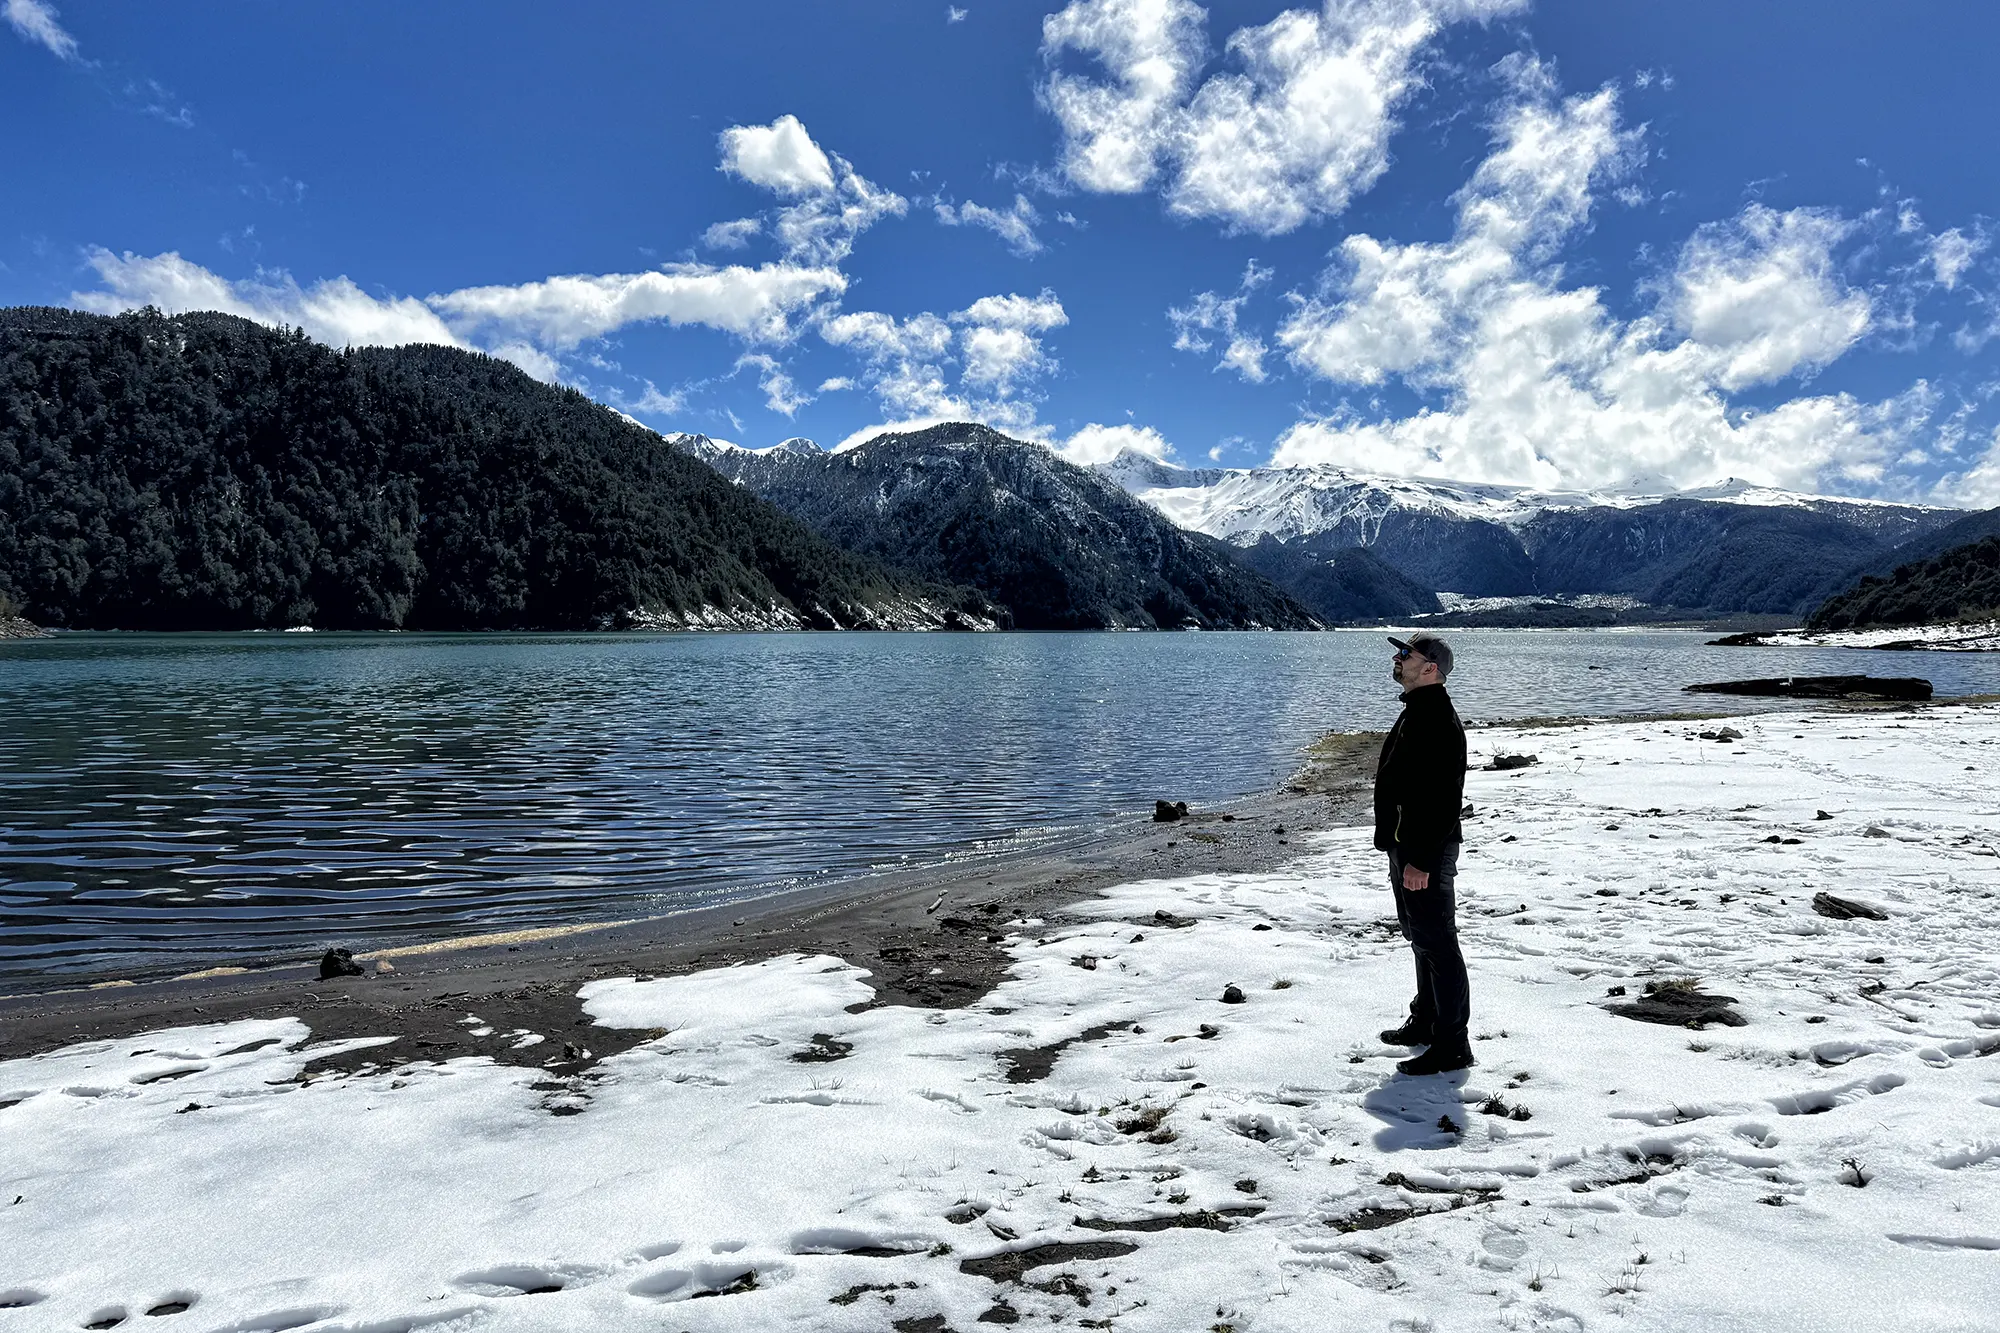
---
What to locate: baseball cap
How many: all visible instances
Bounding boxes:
[1387,632,1454,680]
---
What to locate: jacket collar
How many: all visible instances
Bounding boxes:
[1399,682,1451,707]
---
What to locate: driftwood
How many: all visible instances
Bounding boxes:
[1683,675,1931,701]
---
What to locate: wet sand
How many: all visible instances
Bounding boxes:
[0,732,1383,1079]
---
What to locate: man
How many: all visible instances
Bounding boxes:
[1374,632,1473,1076]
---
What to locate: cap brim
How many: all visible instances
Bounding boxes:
[1386,636,1412,650]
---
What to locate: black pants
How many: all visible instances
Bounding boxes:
[1389,843,1469,1048]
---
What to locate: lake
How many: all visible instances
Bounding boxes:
[5,628,1996,987]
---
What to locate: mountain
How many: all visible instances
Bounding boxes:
[1233,535,1441,622]
[684,423,1319,630]
[1809,535,2000,630]
[0,307,995,631]
[1097,450,1964,616]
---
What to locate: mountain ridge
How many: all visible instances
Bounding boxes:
[684,424,1321,631]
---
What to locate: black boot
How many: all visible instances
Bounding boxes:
[1378,1019,1433,1046]
[1396,1042,1474,1076]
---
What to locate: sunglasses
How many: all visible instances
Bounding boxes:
[1394,648,1419,661]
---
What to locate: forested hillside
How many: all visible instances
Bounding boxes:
[0,308,991,631]
[1234,536,1441,623]
[1809,535,2000,630]
[690,425,1319,630]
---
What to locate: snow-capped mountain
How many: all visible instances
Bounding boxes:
[1092,449,1964,612]
[1093,449,1950,547]
[676,424,1320,630]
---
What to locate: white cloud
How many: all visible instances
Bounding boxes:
[735,352,811,416]
[702,217,763,250]
[1059,421,1176,464]
[1041,0,1527,234]
[817,376,855,392]
[948,5,969,20]
[1666,205,1870,391]
[935,194,1044,255]
[1268,71,1907,492]
[714,115,907,265]
[719,115,836,196]
[1940,427,2000,507]
[75,248,845,389]
[1928,226,1984,290]
[1041,0,1205,194]
[5,0,77,60]
[819,291,1069,434]
[1169,259,1271,380]
[76,248,464,350]
[429,262,846,346]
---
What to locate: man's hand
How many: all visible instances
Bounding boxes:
[1401,863,1431,891]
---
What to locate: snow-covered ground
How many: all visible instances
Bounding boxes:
[1737,621,2000,653]
[6,706,1999,1332]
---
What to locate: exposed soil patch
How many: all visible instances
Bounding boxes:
[999,1021,1134,1084]
[959,1241,1139,1283]
[790,1033,854,1063]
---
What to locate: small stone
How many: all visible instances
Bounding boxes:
[1153,800,1189,823]
[375,960,396,974]
[1815,810,1833,820]
[1220,984,1246,1004]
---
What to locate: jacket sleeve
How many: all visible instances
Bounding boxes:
[1393,711,1466,874]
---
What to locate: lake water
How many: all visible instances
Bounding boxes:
[5,629,1997,987]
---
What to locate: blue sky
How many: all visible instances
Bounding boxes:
[5,1,1998,504]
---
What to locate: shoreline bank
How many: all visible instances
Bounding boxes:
[0,732,1384,1069]
[5,700,1997,1331]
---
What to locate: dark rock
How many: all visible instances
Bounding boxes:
[1607,985,1746,1029]
[1684,675,1931,701]
[1153,800,1189,823]
[1220,985,1246,1004]
[976,1302,1020,1324]
[1812,893,1889,921]
[1815,810,1834,820]
[317,948,365,980]
[1150,909,1195,928]
[1485,754,1538,771]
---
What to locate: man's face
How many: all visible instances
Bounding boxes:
[1392,647,1430,689]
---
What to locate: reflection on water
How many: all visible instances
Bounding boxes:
[4,629,1995,985]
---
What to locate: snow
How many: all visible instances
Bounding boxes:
[1739,621,2000,653]
[1092,450,1952,547]
[6,706,2000,1331]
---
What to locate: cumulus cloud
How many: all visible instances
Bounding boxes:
[1041,0,1526,234]
[720,115,836,195]
[1169,259,1272,380]
[5,0,78,60]
[76,248,464,349]
[75,247,844,385]
[1042,0,1205,194]
[1059,421,1177,464]
[820,291,1068,433]
[1665,205,1870,391]
[1269,70,1904,492]
[935,194,1044,255]
[717,115,908,265]
[430,263,845,347]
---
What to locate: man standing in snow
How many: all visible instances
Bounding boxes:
[1374,632,1473,1075]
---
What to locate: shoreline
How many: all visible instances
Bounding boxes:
[0,732,1384,1071]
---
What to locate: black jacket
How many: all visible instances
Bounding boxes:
[1373,683,1466,874]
